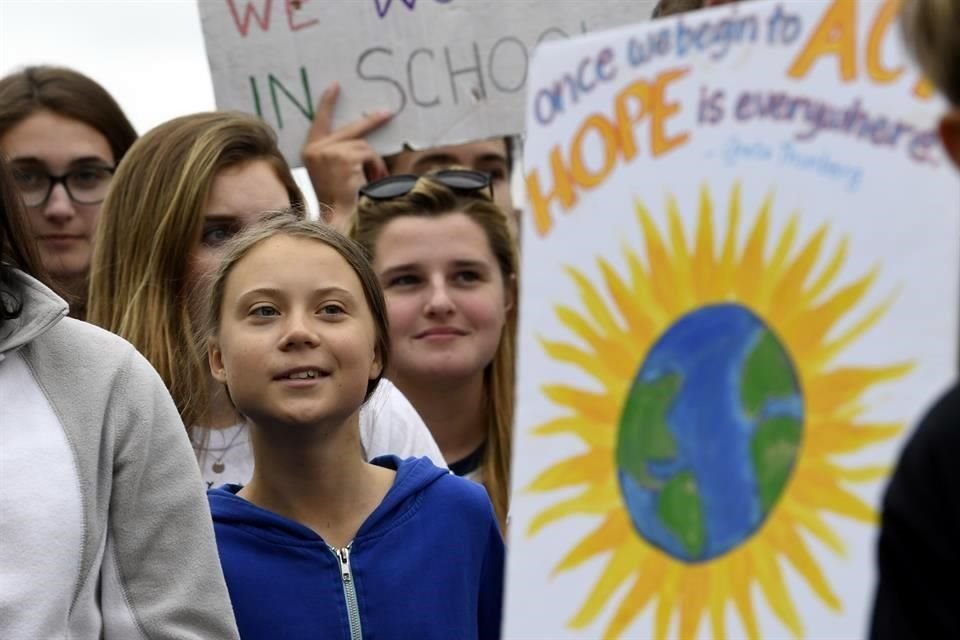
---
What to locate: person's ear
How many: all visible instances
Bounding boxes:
[208,339,228,384]
[369,345,384,381]
[369,329,384,382]
[504,273,517,314]
[938,111,960,172]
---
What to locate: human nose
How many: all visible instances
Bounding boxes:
[423,276,455,317]
[41,182,77,224]
[280,310,319,349]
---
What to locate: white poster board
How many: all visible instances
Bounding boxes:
[197,0,657,163]
[506,0,960,638]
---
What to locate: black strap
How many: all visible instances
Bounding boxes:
[449,441,486,477]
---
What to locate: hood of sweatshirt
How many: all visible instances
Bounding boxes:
[207,455,450,544]
[0,270,68,359]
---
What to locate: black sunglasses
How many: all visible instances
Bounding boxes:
[358,169,493,201]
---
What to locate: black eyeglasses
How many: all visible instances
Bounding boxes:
[11,165,115,208]
[358,169,493,201]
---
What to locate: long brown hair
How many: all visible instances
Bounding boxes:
[0,66,137,317]
[87,112,303,429]
[0,155,48,322]
[350,173,517,529]
[0,66,137,166]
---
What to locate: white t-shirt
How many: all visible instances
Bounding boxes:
[194,379,446,488]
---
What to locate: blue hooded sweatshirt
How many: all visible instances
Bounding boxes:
[208,456,504,640]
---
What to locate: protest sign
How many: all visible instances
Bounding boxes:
[197,0,657,163]
[505,1,960,638]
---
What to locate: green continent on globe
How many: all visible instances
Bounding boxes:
[617,373,681,489]
[741,329,796,417]
[751,416,802,515]
[657,470,706,558]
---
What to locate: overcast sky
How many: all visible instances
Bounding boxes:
[0,0,541,212]
[3,0,593,211]
[0,0,331,207]
[0,0,215,132]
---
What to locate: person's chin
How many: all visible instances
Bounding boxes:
[41,252,89,278]
[256,411,330,432]
[275,401,362,429]
[417,361,480,381]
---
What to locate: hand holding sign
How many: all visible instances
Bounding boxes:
[302,82,393,230]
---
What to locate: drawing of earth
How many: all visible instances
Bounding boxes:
[615,303,803,563]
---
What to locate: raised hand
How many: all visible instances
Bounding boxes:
[302,82,393,231]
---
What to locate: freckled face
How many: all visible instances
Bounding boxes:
[209,236,382,430]
[373,212,510,386]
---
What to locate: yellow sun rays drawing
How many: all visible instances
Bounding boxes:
[526,183,910,640]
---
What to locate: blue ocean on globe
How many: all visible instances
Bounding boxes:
[615,303,804,563]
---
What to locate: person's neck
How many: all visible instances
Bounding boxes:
[53,273,87,319]
[199,380,243,430]
[394,371,487,465]
[239,413,395,548]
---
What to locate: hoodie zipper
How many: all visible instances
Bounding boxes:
[330,544,362,640]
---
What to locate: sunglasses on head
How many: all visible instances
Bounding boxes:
[358,169,493,201]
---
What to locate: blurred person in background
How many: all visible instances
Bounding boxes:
[301,83,515,235]
[0,153,239,639]
[0,66,136,318]
[870,1,960,637]
[87,111,445,489]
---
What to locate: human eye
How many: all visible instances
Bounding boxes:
[69,166,109,188]
[385,273,420,288]
[318,303,346,317]
[201,224,236,248]
[487,166,507,181]
[478,162,508,182]
[11,166,46,189]
[249,305,279,318]
[453,270,482,285]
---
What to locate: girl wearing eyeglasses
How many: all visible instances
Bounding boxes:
[0,155,239,638]
[0,66,135,318]
[350,170,518,531]
[87,112,445,489]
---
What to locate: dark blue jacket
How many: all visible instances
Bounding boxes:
[208,456,504,640]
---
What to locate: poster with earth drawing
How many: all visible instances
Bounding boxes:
[505,0,960,638]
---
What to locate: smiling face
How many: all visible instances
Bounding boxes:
[0,109,114,283]
[208,235,382,430]
[373,212,511,387]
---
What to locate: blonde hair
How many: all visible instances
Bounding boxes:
[204,211,390,403]
[900,0,960,105]
[350,173,518,529]
[87,112,303,429]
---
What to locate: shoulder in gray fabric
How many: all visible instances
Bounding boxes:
[8,270,240,639]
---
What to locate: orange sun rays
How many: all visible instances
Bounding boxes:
[525,183,908,640]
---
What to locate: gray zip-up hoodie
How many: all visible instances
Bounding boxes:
[0,269,240,639]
